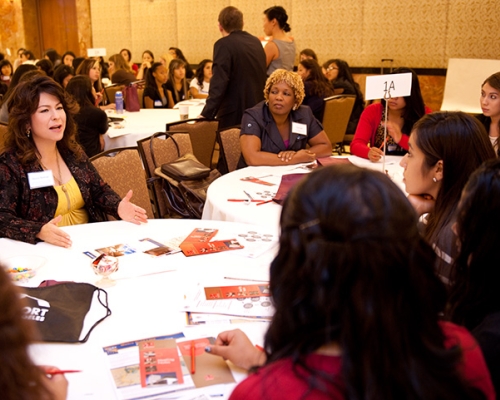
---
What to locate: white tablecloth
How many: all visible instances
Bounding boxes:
[104,106,205,150]
[202,156,405,229]
[0,219,274,399]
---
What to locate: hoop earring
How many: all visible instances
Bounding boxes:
[26,128,31,138]
[265,101,269,106]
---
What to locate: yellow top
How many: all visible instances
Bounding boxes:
[54,177,89,227]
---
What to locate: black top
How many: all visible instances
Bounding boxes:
[303,81,326,122]
[143,85,168,108]
[201,30,267,129]
[74,105,108,158]
[165,80,187,106]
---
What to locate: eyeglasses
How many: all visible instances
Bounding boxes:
[327,66,338,71]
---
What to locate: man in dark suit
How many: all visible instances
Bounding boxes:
[201,6,267,130]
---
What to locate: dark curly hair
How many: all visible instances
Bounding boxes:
[263,164,483,399]
[193,59,212,90]
[5,75,82,165]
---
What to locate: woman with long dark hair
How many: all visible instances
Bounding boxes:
[65,75,108,157]
[120,48,138,76]
[297,59,334,121]
[321,58,365,134]
[207,165,494,399]
[447,158,500,393]
[166,58,187,108]
[400,111,496,282]
[0,266,68,399]
[189,59,212,99]
[143,62,169,108]
[168,47,194,79]
[477,72,500,155]
[136,50,154,81]
[0,75,147,246]
[351,67,430,161]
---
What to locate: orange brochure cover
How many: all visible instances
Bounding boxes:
[180,239,243,257]
[181,228,218,243]
[177,337,235,388]
[138,338,184,388]
[204,284,270,300]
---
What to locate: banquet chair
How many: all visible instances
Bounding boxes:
[322,95,356,155]
[137,132,193,218]
[166,119,219,169]
[216,126,241,174]
[104,84,123,104]
[90,147,154,219]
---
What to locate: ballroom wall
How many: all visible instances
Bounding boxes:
[89,0,500,68]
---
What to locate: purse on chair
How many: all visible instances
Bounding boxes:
[150,132,220,219]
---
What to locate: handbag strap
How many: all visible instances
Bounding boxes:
[149,131,180,169]
[78,287,112,343]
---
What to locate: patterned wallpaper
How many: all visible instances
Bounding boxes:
[86,0,500,68]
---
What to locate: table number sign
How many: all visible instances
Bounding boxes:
[87,48,107,57]
[365,72,412,100]
[364,72,413,172]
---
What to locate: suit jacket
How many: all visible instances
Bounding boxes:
[201,30,267,129]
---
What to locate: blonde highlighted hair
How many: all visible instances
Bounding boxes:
[264,69,305,108]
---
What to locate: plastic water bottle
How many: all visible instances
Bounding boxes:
[115,91,124,114]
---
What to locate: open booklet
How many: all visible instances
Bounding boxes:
[103,333,235,400]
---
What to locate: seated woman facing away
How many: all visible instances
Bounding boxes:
[297,58,334,121]
[206,164,495,400]
[447,158,500,394]
[399,112,495,283]
[143,62,169,109]
[351,67,431,162]
[477,72,500,156]
[0,265,68,400]
[238,69,332,168]
[0,75,147,247]
[65,75,108,158]
[108,53,136,86]
[189,59,212,99]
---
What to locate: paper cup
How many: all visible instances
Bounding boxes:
[179,105,189,120]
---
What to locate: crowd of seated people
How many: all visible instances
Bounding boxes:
[1,19,500,397]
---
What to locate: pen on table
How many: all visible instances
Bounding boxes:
[256,200,273,206]
[191,341,196,374]
[255,174,272,179]
[46,370,82,376]
[227,199,261,202]
[243,190,253,200]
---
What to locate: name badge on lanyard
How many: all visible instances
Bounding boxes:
[292,122,307,136]
[28,170,55,189]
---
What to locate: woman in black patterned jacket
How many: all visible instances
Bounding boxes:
[0,75,147,247]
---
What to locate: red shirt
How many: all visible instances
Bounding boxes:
[229,322,495,399]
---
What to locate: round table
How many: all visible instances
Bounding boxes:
[0,219,274,399]
[202,155,405,228]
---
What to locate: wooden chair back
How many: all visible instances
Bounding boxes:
[322,95,356,155]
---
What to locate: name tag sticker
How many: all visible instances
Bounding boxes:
[28,170,54,189]
[292,122,307,136]
[154,100,162,107]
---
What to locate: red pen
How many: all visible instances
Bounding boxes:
[46,370,82,376]
[256,200,273,206]
[379,136,388,149]
[191,341,196,374]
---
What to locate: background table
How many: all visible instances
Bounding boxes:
[0,219,275,399]
[104,105,205,150]
[202,155,405,228]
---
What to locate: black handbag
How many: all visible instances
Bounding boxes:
[150,132,220,219]
[21,281,111,343]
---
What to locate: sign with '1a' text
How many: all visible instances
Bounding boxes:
[364,72,412,100]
